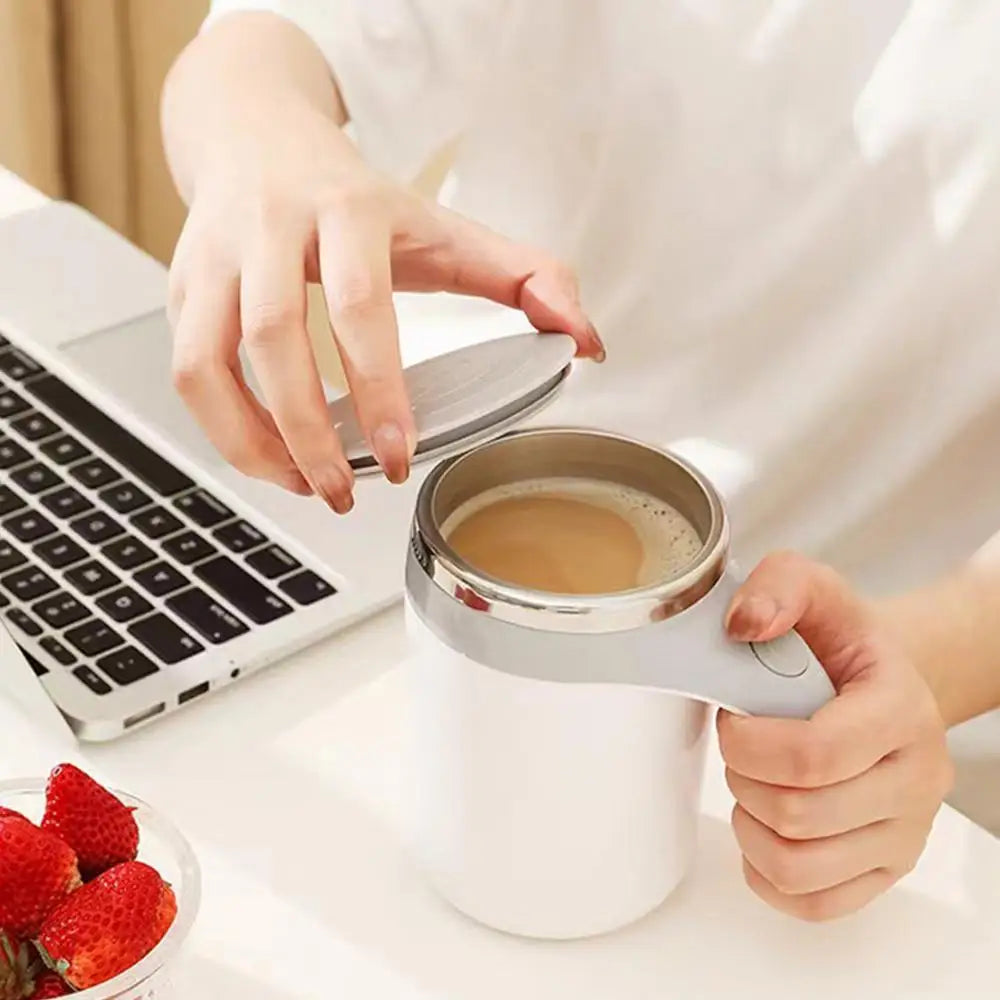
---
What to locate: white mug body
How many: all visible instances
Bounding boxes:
[405,600,711,939]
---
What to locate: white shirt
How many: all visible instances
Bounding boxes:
[207,1,1000,774]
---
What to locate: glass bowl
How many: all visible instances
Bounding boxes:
[0,779,200,1000]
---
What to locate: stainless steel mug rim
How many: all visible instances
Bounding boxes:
[410,427,730,633]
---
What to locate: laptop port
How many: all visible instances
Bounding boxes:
[124,703,165,729]
[178,681,210,705]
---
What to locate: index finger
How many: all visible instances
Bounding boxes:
[718,675,911,788]
[318,211,414,485]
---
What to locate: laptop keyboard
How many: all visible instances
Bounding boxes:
[0,335,336,697]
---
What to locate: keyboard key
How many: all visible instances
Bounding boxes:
[41,485,92,519]
[0,349,41,381]
[95,647,158,685]
[70,458,119,490]
[246,544,301,579]
[40,434,90,465]
[166,588,248,644]
[97,586,153,623]
[0,486,25,516]
[34,535,87,569]
[129,614,203,664]
[194,556,292,624]
[73,665,112,695]
[134,561,187,597]
[0,541,25,572]
[65,619,123,657]
[6,608,42,637]
[65,560,119,596]
[0,389,30,419]
[99,481,151,514]
[40,636,76,666]
[2,566,57,601]
[27,375,196,496]
[0,438,31,469]
[10,462,62,494]
[174,490,233,528]
[33,591,89,629]
[162,531,216,566]
[279,570,337,606]
[0,591,7,607]
[130,506,183,539]
[70,511,125,544]
[102,536,155,570]
[10,411,60,441]
[3,510,56,542]
[213,520,266,554]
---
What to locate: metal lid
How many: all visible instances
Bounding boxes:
[328,333,577,473]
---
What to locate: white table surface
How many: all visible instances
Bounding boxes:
[1,168,999,999]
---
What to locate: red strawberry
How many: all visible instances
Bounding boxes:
[0,933,33,1000]
[41,765,138,880]
[36,862,177,991]
[0,808,25,822]
[0,816,80,939]
[27,973,67,998]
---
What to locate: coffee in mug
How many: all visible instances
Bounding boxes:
[442,478,702,595]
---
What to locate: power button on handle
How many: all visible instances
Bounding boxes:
[750,632,810,678]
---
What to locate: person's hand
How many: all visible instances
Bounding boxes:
[718,552,953,921]
[167,103,603,512]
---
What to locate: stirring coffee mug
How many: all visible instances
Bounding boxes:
[330,335,835,940]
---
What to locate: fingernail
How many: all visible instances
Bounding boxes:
[373,421,410,485]
[326,488,354,515]
[311,467,354,514]
[587,322,607,362]
[726,595,779,640]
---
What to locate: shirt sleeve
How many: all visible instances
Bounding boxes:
[205,0,502,181]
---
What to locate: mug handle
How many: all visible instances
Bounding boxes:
[407,551,835,719]
[659,565,836,720]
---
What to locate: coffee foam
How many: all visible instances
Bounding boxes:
[442,477,704,588]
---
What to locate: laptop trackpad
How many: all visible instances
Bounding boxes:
[59,311,229,472]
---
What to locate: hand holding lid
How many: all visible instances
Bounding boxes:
[328,333,578,473]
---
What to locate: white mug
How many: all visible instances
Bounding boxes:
[404,428,833,939]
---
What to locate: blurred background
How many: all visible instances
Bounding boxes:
[0,0,207,266]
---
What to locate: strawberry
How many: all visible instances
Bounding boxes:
[0,933,32,1000]
[41,765,138,880]
[1,936,69,999]
[36,862,177,991]
[0,816,80,939]
[26,973,67,998]
[0,809,25,822]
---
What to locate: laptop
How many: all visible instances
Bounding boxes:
[0,201,574,741]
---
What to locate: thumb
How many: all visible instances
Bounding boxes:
[724,551,880,687]
[423,205,606,360]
